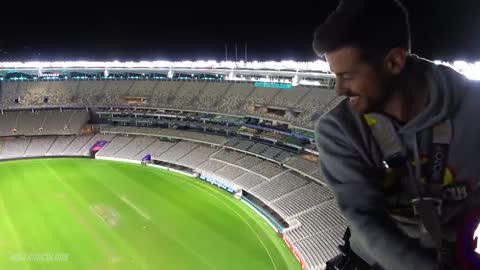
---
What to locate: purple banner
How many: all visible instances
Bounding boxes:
[142,154,152,161]
[90,140,108,152]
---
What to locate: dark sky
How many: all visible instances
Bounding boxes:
[0,0,479,62]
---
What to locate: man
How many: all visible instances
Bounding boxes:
[313,0,480,269]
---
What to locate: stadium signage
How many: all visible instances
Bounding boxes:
[282,234,306,270]
[39,73,60,77]
[254,81,292,89]
[199,175,235,193]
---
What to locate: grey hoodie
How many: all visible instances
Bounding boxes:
[315,55,480,270]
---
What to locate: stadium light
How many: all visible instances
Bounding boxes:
[0,59,479,80]
[474,222,480,254]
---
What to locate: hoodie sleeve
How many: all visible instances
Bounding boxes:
[315,113,439,270]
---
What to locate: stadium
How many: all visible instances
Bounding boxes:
[0,59,477,270]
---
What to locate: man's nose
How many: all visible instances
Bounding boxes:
[335,80,348,96]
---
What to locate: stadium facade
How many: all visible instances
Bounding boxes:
[0,59,475,269]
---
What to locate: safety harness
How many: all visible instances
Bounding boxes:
[364,113,453,268]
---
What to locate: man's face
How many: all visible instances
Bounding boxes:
[325,46,392,114]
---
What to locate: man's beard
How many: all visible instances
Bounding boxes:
[369,71,400,114]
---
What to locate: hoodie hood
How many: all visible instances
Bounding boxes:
[398,55,468,134]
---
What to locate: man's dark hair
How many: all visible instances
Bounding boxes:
[313,0,411,62]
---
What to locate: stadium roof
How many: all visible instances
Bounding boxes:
[0,59,479,81]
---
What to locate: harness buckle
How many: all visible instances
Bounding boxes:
[411,197,443,216]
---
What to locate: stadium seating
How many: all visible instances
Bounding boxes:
[271,182,333,219]
[0,132,345,270]
[133,140,176,160]
[114,136,156,160]
[193,82,230,111]
[234,155,263,170]
[292,225,346,270]
[1,137,31,158]
[96,135,134,157]
[0,109,88,136]
[250,171,310,202]
[231,172,267,189]
[24,136,57,157]
[62,135,94,156]
[0,77,349,270]
[46,136,76,156]
[176,145,218,168]
[100,125,227,146]
[285,200,346,242]
[249,160,286,179]
[0,80,340,129]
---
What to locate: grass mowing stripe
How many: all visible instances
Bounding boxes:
[0,158,302,270]
[91,162,220,270]
[42,161,148,270]
[0,188,32,270]
[179,176,279,270]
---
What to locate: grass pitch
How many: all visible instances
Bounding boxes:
[0,158,301,270]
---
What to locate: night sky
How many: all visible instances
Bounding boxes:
[0,0,479,62]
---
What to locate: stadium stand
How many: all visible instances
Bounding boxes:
[214,164,247,182]
[0,111,17,136]
[96,135,134,157]
[171,81,207,108]
[223,136,295,163]
[193,82,230,111]
[249,160,286,179]
[24,136,57,157]
[76,81,107,105]
[133,139,176,160]
[245,86,280,106]
[78,133,116,154]
[46,136,76,156]
[285,156,319,175]
[285,200,346,242]
[155,140,198,163]
[196,159,226,174]
[0,109,88,136]
[0,130,345,270]
[234,155,263,170]
[128,80,156,97]
[176,145,218,168]
[0,79,340,130]
[231,172,267,189]
[150,81,183,107]
[292,225,346,270]
[0,74,349,270]
[271,86,311,108]
[1,137,31,158]
[62,135,94,156]
[114,136,156,160]
[211,148,245,163]
[271,182,334,219]
[1,81,19,107]
[216,83,255,114]
[100,125,227,146]
[250,171,310,202]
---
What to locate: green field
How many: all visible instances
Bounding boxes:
[0,158,301,270]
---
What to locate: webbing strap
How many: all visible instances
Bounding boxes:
[364,113,452,265]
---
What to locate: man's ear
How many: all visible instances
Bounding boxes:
[384,47,407,75]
